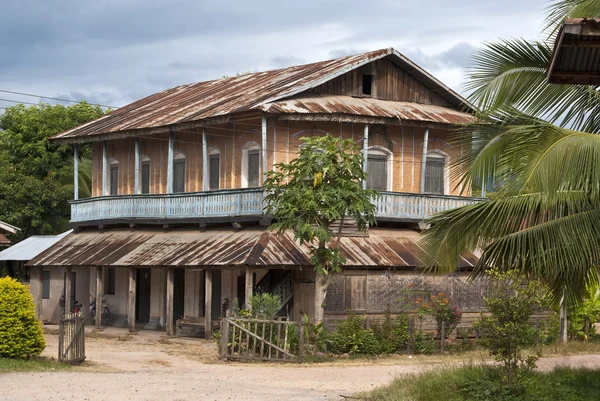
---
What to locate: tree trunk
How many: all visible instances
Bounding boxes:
[314,274,328,325]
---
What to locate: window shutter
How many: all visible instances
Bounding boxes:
[110,166,119,195]
[248,150,260,187]
[173,160,185,193]
[425,157,444,194]
[141,162,150,194]
[367,156,387,191]
[209,155,220,190]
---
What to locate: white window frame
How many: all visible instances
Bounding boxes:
[108,158,119,196]
[241,141,261,188]
[425,150,450,195]
[173,151,186,193]
[366,146,393,192]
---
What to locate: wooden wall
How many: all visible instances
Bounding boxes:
[90,117,466,197]
[309,59,450,106]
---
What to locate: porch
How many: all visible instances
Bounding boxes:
[69,188,483,226]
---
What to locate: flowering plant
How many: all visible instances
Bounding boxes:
[415,292,462,339]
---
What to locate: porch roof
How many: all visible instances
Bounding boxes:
[27,227,477,269]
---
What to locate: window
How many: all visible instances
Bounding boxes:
[248,150,260,188]
[109,160,119,196]
[242,142,261,188]
[367,156,387,191]
[344,274,367,311]
[424,154,446,194]
[42,271,50,299]
[141,157,150,194]
[208,148,220,190]
[362,74,373,96]
[173,152,185,193]
[105,267,116,295]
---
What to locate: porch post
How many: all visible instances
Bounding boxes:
[102,141,108,195]
[64,266,72,316]
[362,124,369,190]
[420,128,429,193]
[33,267,43,321]
[166,267,174,335]
[202,128,208,191]
[95,266,103,328]
[204,270,213,339]
[128,267,137,332]
[134,138,140,194]
[261,115,267,185]
[73,144,79,200]
[167,129,174,194]
[245,268,253,311]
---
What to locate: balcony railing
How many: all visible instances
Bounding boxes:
[70,188,484,224]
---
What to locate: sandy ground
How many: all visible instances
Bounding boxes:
[1,330,600,401]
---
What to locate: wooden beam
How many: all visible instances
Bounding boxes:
[362,124,369,190]
[204,270,213,339]
[166,267,174,336]
[102,141,108,196]
[73,144,79,200]
[167,129,174,194]
[420,128,429,193]
[261,115,267,185]
[134,138,140,194]
[128,267,136,332]
[245,268,253,311]
[33,267,43,321]
[95,266,103,329]
[202,128,208,191]
[64,266,72,316]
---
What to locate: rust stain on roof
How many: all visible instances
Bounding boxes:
[51,48,472,143]
[27,227,477,269]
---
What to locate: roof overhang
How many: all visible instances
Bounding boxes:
[0,221,20,235]
[547,18,600,85]
[0,231,72,261]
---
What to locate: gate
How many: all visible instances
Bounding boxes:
[58,311,86,363]
[219,317,303,362]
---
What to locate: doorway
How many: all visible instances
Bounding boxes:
[173,269,185,325]
[136,268,151,323]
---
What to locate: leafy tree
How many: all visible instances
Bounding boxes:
[421,0,600,305]
[264,134,376,323]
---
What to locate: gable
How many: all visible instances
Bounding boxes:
[307,58,450,107]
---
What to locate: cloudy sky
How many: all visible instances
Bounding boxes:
[0,0,549,110]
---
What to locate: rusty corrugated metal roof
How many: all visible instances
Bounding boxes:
[548,18,600,85]
[27,227,477,269]
[260,94,475,125]
[51,48,473,143]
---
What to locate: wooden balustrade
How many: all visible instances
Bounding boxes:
[70,189,484,224]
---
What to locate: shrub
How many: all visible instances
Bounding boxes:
[371,311,410,354]
[327,315,381,355]
[415,292,462,339]
[411,331,435,354]
[538,312,560,345]
[250,293,281,319]
[473,269,548,386]
[0,277,45,358]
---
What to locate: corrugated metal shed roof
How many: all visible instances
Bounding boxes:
[548,18,600,84]
[261,94,475,125]
[51,48,473,143]
[27,227,477,269]
[0,234,11,245]
[0,220,20,235]
[0,230,72,261]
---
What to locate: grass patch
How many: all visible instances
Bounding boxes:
[356,365,600,401]
[0,357,72,373]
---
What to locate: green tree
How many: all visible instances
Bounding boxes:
[421,0,600,305]
[264,134,376,323]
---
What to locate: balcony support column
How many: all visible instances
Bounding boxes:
[362,124,369,190]
[128,267,137,332]
[262,115,267,185]
[102,141,108,196]
[73,144,79,200]
[420,128,429,193]
[134,138,140,194]
[95,266,103,329]
[166,267,174,336]
[204,270,212,339]
[245,268,253,311]
[167,129,174,194]
[202,128,208,191]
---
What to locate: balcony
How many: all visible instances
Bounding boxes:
[70,188,484,226]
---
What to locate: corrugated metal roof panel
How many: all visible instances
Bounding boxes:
[27,227,476,269]
[0,231,72,261]
[50,48,473,143]
[260,95,475,125]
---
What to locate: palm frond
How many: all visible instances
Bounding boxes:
[544,0,600,37]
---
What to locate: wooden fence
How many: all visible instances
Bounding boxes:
[219,317,303,362]
[58,311,86,363]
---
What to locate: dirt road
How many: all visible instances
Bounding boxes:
[1,331,600,401]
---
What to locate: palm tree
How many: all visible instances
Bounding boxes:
[421,0,600,304]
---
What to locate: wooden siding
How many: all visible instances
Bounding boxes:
[90,118,467,197]
[309,59,450,106]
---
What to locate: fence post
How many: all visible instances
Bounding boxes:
[58,318,64,362]
[298,322,304,362]
[440,320,445,354]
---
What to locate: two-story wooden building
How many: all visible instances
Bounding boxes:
[28,48,483,335]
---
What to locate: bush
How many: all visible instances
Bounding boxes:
[0,277,45,358]
[411,331,435,354]
[538,312,560,345]
[327,315,381,355]
[370,311,410,354]
[250,293,281,319]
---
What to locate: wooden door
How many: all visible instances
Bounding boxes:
[136,268,151,323]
